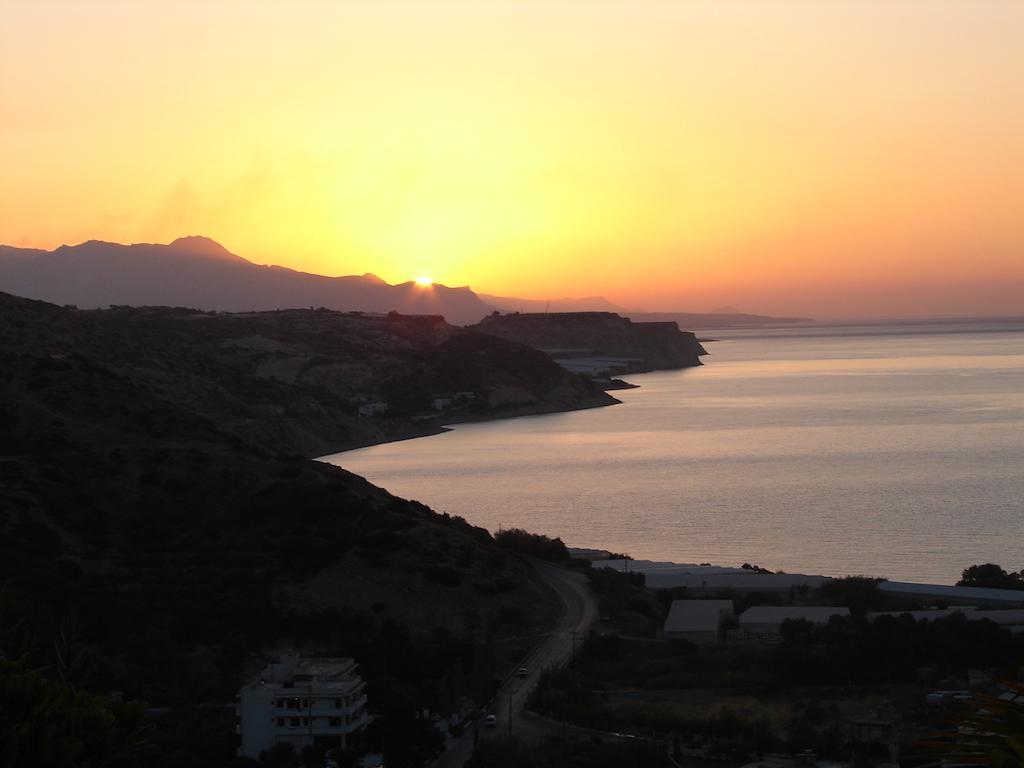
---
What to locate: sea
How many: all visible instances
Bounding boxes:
[322,320,1024,585]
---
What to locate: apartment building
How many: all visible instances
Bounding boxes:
[238,654,368,758]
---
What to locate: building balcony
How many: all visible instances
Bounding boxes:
[271,717,367,736]
[272,693,367,715]
[271,689,366,711]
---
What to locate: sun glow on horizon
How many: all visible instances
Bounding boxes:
[1,0,1022,318]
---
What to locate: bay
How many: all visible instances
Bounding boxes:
[323,321,1024,584]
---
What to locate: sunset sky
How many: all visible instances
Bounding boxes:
[2,0,1022,317]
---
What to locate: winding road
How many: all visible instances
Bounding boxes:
[432,560,598,767]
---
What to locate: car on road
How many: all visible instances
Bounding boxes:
[483,713,497,727]
[516,667,528,678]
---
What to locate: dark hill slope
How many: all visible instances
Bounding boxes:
[0,293,572,703]
[0,299,615,456]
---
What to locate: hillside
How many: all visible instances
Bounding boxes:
[0,236,495,325]
[0,292,611,709]
[9,300,614,456]
[472,312,707,373]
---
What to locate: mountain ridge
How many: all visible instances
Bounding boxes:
[1,236,813,328]
[0,237,496,325]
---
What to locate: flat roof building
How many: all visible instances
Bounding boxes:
[739,606,849,640]
[237,654,368,759]
[663,600,734,644]
[597,560,827,591]
[878,581,1024,607]
[868,607,977,622]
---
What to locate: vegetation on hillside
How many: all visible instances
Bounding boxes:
[0,292,573,766]
[494,528,571,562]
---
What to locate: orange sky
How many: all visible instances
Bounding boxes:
[2,0,1022,317]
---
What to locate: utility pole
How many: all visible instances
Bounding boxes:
[307,681,313,743]
[508,692,513,739]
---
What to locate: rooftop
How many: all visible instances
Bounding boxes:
[740,606,849,625]
[664,600,734,634]
[879,581,1024,606]
[598,560,828,590]
[868,607,977,622]
[245,654,361,690]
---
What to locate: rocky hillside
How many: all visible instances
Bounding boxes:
[0,293,601,704]
[472,311,707,373]
[0,297,615,457]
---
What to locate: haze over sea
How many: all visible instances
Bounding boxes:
[325,321,1024,585]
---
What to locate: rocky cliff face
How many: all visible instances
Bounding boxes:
[471,312,707,373]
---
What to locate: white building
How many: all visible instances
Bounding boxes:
[357,401,389,417]
[237,654,368,759]
[738,606,849,640]
[663,600,734,644]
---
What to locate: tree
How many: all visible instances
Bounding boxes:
[958,563,1024,591]
[0,659,148,768]
[818,575,886,613]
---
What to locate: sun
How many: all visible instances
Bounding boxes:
[415,276,434,287]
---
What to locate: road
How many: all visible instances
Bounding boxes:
[432,560,599,768]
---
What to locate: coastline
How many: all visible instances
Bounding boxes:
[320,328,705,458]
[319,389,627,456]
[320,345,697,458]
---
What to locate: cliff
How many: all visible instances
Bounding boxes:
[471,311,707,373]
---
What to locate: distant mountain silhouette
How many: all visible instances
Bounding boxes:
[0,237,495,325]
[479,293,627,314]
[161,234,247,262]
[0,245,47,263]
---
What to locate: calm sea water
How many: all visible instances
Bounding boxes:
[323,321,1024,584]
